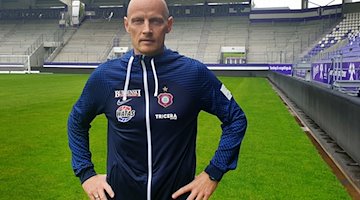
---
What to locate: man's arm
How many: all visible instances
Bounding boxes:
[199,65,247,181]
[203,92,247,182]
[67,67,115,198]
[173,63,247,199]
[172,97,246,200]
[67,101,97,183]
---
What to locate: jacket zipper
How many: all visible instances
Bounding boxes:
[141,57,153,200]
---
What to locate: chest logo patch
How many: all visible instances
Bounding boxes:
[114,89,141,98]
[155,113,178,120]
[157,86,173,108]
[116,105,136,123]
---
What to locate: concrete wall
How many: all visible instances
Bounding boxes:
[213,70,269,77]
[30,44,45,68]
[268,72,360,165]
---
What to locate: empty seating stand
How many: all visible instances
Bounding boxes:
[302,12,360,62]
[52,18,121,63]
[0,19,58,55]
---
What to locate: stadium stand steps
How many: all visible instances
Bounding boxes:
[52,18,120,63]
[300,13,360,63]
[0,19,59,56]
[45,28,77,62]
[195,17,211,62]
[0,23,20,44]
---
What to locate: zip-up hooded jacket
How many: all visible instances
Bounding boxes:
[68,48,247,200]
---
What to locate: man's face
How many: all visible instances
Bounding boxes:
[124,2,173,56]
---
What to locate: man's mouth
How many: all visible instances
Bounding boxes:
[140,39,155,43]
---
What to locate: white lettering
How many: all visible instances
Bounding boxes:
[114,89,141,98]
[269,65,292,71]
[155,113,178,120]
[329,70,347,78]
[115,90,121,98]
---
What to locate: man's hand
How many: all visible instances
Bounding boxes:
[82,174,115,200]
[172,171,218,200]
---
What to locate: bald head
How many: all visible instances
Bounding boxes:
[127,0,170,19]
[124,0,173,56]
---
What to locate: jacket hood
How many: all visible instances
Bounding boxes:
[120,48,183,66]
[118,48,184,101]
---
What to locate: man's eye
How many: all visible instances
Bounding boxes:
[150,19,164,25]
[132,19,144,24]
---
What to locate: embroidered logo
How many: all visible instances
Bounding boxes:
[116,105,136,123]
[114,89,141,98]
[117,98,132,106]
[155,113,178,120]
[157,86,173,108]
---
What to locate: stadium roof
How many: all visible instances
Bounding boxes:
[85,0,250,6]
[0,0,250,9]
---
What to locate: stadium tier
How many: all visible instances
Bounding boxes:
[300,12,360,63]
[0,1,358,66]
[0,17,337,64]
[0,19,58,55]
[52,18,121,63]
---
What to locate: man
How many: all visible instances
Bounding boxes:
[67,0,247,199]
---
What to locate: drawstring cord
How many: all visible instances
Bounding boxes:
[123,55,159,101]
[150,58,159,97]
[123,56,134,101]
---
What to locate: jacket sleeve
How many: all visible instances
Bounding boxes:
[67,67,109,183]
[197,63,247,181]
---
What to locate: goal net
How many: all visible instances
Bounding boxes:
[0,55,31,74]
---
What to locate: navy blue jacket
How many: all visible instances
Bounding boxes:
[68,49,247,200]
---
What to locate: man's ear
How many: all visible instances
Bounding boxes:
[124,16,130,33]
[166,16,173,33]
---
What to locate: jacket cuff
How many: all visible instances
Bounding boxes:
[204,163,224,182]
[78,167,97,184]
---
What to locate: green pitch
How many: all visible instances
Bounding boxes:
[0,74,350,200]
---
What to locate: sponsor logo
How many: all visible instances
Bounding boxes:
[117,98,132,106]
[269,65,292,71]
[349,63,355,80]
[320,64,324,79]
[116,105,135,123]
[158,86,173,108]
[313,64,319,79]
[155,113,178,120]
[114,89,141,98]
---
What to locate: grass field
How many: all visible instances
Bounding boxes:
[0,74,351,200]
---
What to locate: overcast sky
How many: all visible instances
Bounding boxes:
[252,0,360,9]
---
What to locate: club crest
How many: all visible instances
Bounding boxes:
[157,86,173,108]
[116,105,136,123]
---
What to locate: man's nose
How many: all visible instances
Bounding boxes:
[142,21,152,34]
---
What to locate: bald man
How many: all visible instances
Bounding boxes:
[67,0,247,199]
